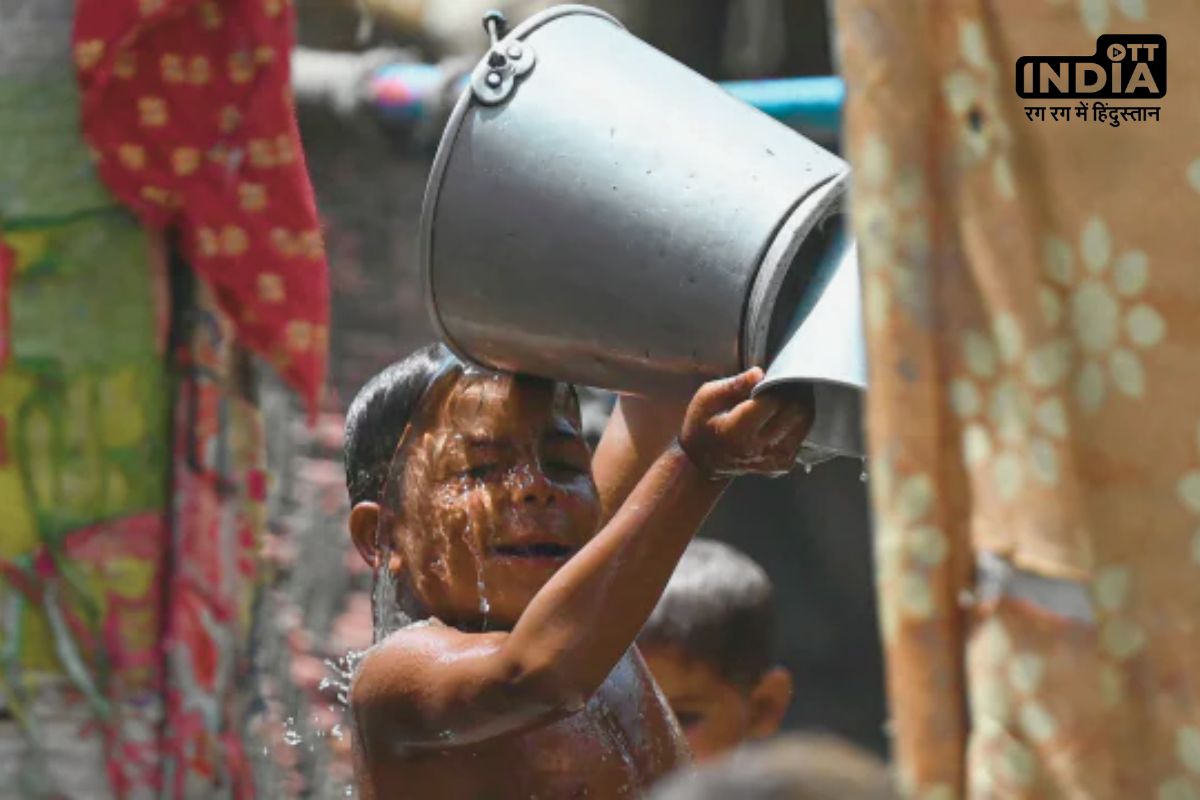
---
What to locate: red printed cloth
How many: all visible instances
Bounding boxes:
[72,0,328,413]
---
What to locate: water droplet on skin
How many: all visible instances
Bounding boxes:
[461,485,493,631]
[478,580,490,617]
[588,696,639,777]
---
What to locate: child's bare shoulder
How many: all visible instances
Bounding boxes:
[350,621,511,736]
[348,623,520,753]
[365,618,458,660]
[355,620,488,693]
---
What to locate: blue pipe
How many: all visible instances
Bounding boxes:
[369,64,844,133]
[722,76,843,132]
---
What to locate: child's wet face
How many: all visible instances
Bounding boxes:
[386,372,599,628]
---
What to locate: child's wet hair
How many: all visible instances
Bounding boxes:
[639,539,775,689]
[343,345,579,507]
[343,342,462,506]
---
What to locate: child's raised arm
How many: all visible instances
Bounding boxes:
[351,368,812,754]
[591,393,689,523]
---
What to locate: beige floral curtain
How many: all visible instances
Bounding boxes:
[834,1,1200,797]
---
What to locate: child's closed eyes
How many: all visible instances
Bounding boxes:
[443,436,590,485]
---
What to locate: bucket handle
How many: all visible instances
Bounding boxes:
[471,10,537,105]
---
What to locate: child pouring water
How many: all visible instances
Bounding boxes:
[342,343,813,798]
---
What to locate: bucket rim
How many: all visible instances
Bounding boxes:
[419,4,626,371]
[741,171,850,371]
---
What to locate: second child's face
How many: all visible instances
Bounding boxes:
[384,372,600,629]
[641,644,755,763]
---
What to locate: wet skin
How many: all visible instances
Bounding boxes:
[355,639,687,799]
[383,373,601,630]
[348,369,813,799]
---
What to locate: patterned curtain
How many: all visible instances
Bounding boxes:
[0,0,322,796]
[835,1,1200,797]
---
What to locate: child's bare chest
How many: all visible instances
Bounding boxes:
[384,651,688,799]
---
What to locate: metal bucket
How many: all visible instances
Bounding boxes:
[421,4,866,460]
